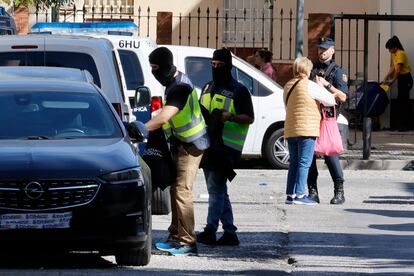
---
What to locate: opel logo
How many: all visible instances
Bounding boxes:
[24,182,44,200]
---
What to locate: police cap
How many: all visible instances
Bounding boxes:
[318,37,335,49]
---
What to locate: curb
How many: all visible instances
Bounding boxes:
[316,159,412,170]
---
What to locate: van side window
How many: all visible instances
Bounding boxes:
[118,49,144,90]
[184,57,211,89]
[0,52,101,87]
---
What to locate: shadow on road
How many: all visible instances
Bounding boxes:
[0,251,116,269]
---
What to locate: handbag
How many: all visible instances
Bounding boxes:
[142,128,176,190]
[314,106,344,156]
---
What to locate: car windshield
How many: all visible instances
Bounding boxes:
[0,91,123,139]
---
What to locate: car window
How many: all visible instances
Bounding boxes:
[184,57,212,89]
[0,52,101,87]
[257,81,273,97]
[0,91,122,139]
[231,67,253,94]
[118,49,144,90]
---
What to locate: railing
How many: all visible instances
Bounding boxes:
[31,5,300,62]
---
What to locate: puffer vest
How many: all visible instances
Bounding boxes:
[283,78,321,139]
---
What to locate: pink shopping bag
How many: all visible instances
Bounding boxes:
[314,106,344,156]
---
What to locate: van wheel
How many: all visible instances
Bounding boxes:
[152,187,171,215]
[263,128,289,169]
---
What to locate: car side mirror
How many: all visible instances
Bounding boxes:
[134,86,151,109]
[124,121,148,143]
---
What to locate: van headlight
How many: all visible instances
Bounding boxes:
[100,168,144,186]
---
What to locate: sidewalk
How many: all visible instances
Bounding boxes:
[317,130,414,170]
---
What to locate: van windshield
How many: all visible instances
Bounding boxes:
[0,52,101,87]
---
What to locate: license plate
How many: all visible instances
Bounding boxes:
[0,212,72,230]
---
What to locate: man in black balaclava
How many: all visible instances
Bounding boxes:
[148,46,177,86]
[211,47,233,85]
[146,47,209,255]
[197,48,254,246]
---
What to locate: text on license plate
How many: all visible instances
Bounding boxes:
[0,212,72,230]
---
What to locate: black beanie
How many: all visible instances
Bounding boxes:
[149,47,173,68]
[212,48,232,67]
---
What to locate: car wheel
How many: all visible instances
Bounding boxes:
[115,170,152,267]
[263,128,289,169]
[152,187,171,215]
[115,224,152,266]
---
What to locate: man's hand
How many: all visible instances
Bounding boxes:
[145,105,179,131]
[221,110,233,122]
[220,109,254,124]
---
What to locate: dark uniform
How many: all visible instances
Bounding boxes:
[308,59,349,205]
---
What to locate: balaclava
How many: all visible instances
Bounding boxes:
[212,48,233,85]
[149,47,176,86]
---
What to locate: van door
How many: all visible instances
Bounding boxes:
[117,49,151,123]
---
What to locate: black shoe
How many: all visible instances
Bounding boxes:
[330,181,345,205]
[308,192,320,204]
[216,232,240,246]
[196,228,216,245]
[308,184,320,203]
[330,194,345,205]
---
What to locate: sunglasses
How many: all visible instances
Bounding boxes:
[211,61,225,68]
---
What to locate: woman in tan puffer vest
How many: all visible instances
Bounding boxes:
[283,57,335,205]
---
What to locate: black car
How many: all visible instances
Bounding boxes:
[0,75,151,266]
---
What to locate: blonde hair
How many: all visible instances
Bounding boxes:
[293,57,313,78]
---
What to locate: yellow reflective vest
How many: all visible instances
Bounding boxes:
[200,84,249,152]
[162,89,207,143]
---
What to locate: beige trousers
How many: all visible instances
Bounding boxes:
[168,143,203,245]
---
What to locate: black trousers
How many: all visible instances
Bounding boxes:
[397,73,413,130]
[308,154,344,186]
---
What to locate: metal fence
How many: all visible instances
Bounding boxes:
[32,5,300,61]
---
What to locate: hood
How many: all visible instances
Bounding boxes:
[0,138,139,180]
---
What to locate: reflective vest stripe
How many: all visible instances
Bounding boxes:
[223,97,231,111]
[223,129,247,140]
[163,89,206,143]
[171,114,204,134]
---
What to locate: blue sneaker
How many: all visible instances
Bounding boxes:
[285,196,294,204]
[155,240,179,251]
[293,196,318,205]
[168,244,198,256]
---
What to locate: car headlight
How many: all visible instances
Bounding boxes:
[100,168,144,186]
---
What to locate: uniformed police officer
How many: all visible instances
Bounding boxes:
[308,37,348,205]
